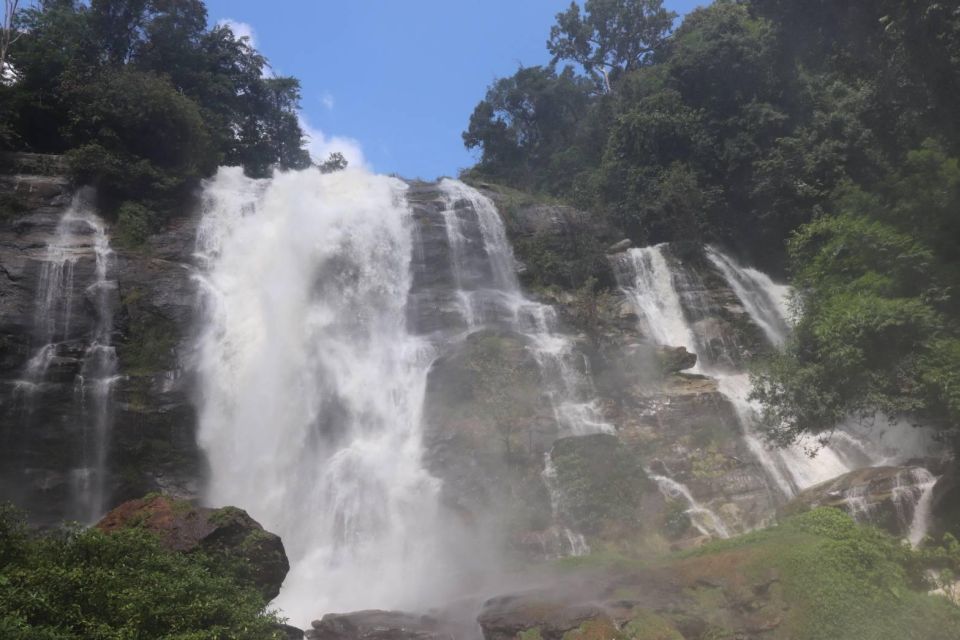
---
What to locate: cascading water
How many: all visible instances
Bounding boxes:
[195,167,450,621]
[892,468,938,546]
[72,215,119,522]
[437,180,611,438]
[704,246,791,347]
[13,195,118,523]
[612,243,937,529]
[647,472,731,538]
[541,453,591,557]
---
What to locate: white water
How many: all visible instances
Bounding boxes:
[195,167,448,622]
[14,196,118,522]
[542,453,591,557]
[438,180,611,438]
[72,213,119,522]
[893,468,938,546]
[704,246,791,346]
[614,246,698,354]
[648,472,730,538]
[613,244,937,509]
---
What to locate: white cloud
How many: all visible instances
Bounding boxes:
[217,18,256,47]
[320,92,335,111]
[298,115,367,169]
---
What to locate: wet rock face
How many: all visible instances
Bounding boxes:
[549,434,652,537]
[307,610,457,640]
[660,244,768,370]
[422,328,556,549]
[782,465,939,537]
[480,187,617,291]
[0,154,202,525]
[404,182,469,336]
[97,494,289,600]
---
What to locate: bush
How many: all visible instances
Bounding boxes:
[0,506,283,639]
[114,201,154,249]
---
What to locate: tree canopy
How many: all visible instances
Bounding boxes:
[1,0,312,222]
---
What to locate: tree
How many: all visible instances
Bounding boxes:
[547,0,676,93]
[463,65,592,188]
[0,0,21,76]
[317,151,348,173]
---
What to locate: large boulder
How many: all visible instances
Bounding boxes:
[307,610,458,640]
[96,494,289,600]
[477,592,611,640]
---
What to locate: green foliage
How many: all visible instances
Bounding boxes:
[661,499,691,540]
[317,151,348,174]
[464,65,594,190]
[113,201,153,249]
[0,506,282,639]
[547,0,677,93]
[751,147,960,444]
[4,0,311,220]
[690,508,960,640]
[551,434,650,535]
[465,0,960,273]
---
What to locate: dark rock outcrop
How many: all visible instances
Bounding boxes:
[932,465,960,538]
[97,494,289,600]
[307,610,457,640]
[478,592,612,640]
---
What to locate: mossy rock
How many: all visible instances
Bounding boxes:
[96,494,289,600]
[551,434,652,536]
[621,610,684,640]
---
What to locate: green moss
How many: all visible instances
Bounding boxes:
[0,191,26,221]
[687,508,960,640]
[622,610,684,640]
[551,434,651,535]
[517,628,544,640]
[117,292,178,375]
[209,506,245,527]
[662,499,692,539]
[112,201,154,249]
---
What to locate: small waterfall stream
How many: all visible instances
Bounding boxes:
[437,180,611,438]
[612,243,938,540]
[13,195,118,523]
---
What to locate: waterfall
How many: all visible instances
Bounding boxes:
[72,214,119,522]
[13,195,118,522]
[647,472,731,538]
[892,468,938,546]
[704,246,790,346]
[541,452,591,557]
[195,167,445,622]
[437,180,611,438]
[613,246,698,354]
[612,243,937,512]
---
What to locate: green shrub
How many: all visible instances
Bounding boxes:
[114,201,153,249]
[0,506,283,639]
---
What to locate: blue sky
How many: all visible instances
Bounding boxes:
[204,1,704,179]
